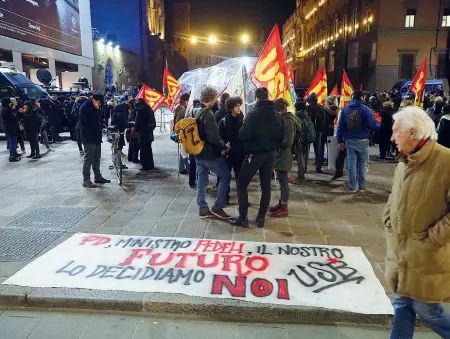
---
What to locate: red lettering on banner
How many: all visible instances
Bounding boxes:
[197,254,220,268]
[245,256,269,272]
[174,253,198,268]
[148,252,175,266]
[78,235,111,246]
[250,278,273,297]
[276,279,290,300]
[120,249,153,266]
[193,240,244,254]
[222,255,252,276]
[211,275,247,297]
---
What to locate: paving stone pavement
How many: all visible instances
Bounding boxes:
[0,309,440,339]
[0,134,395,292]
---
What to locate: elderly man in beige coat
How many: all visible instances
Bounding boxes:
[383,105,450,338]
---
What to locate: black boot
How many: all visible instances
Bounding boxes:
[331,171,344,180]
[229,215,249,228]
[256,216,265,228]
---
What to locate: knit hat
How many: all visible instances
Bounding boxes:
[1,97,11,107]
[325,96,335,105]
[435,96,444,103]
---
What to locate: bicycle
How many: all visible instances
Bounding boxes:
[106,127,124,185]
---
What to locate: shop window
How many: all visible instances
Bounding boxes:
[195,55,201,65]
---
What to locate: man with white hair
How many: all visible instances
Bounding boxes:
[383,106,450,338]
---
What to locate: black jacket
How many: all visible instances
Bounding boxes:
[379,106,395,136]
[437,115,450,149]
[63,99,74,117]
[214,106,227,125]
[239,101,285,153]
[194,105,226,160]
[22,110,42,133]
[111,103,129,129]
[79,99,102,144]
[218,111,245,157]
[134,103,156,144]
[324,105,338,137]
[0,105,19,137]
[307,103,326,136]
[72,96,88,128]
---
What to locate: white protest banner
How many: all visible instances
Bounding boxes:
[3,233,393,314]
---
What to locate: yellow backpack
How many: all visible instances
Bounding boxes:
[174,108,207,155]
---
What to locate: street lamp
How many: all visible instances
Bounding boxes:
[208,35,217,45]
[108,41,113,46]
[241,34,249,44]
[191,36,198,44]
[99,38,105,43]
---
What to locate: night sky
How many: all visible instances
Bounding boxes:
[90,0,296,54]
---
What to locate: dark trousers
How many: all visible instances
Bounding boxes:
[82,143,101,181]
[18,131,25,152]
[140,142,154,170]
[189,155,197,187]
[225,154,244,201]
[320,134,328,163]
[76,129,83,152]
[297,142,309,180]
[51,124,61,140]
[379,134,391,158]
[27,131,40,156]
[312,133,322,171]
[335,149,347,175]
[128,142,139,162]
[237,151,274,218]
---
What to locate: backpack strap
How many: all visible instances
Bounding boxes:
[195,107,209,121]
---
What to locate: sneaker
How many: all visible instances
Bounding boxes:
[358,188,367,192]
[189,184,197,189]
[9,157,21,163]
[229,216,249,228]
[331,172,344,180]
[291,178,304,185]
[211,206,230,220]
[122,164,128,169]
[33,154,41,159]
[83,180,98,188]
[79,150,85,156]
[341,185,356,193]
[199,207,213,219]
[94,177,111,184]
[270,205,288,218]
[20,150,26,155]
[316,169,324,174]
[27,154,35,159]
[133,159,140,164]
[269,201,281,213]
[179,170,188,175]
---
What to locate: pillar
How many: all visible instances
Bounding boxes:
[12,51,23,73]
[48,58,56,79]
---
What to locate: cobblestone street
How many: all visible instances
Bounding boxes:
[0,134,395,293]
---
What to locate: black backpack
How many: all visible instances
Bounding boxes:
[347,108,361,133]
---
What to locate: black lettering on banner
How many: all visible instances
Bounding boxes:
[193,270,205,283]
[140,267,156,280]
[55,261,86,276]
[331,248,344,259]
[86,265,108,278]
[299,247,311,257]
[277,246,345,260]
[115,266,136,280]
[99,266,121,279]
[256,245,273,255]
[288,261,365,293]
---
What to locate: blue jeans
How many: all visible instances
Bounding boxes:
[391,293,450,338]
[346,138,369,191]
[196,157,231,210]
[8,136,17,159]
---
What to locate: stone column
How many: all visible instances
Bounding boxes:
[12,51,23,73]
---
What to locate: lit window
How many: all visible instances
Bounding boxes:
[405,9,416,28]
[442,8,450,27]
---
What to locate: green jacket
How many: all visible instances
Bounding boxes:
[274,112,301,172]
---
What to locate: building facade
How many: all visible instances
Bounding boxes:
[92,40,141,94]
[283,0,450,92]
[173,0,191,62]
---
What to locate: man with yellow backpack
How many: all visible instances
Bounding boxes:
[175,87,231,220]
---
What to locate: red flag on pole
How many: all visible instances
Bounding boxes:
[339,70,355,109]
[163,69,182,111]
[409,58,427,108]
[136,84,167,111]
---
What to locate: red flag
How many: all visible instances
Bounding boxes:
[163,69,182,111]
[136,84,167,111]
[409,58,427,108]
[288,65,294,83]
[306,68,327,104]
[329,85,338,97]
[339,70,354,109]
[251,25,292,105]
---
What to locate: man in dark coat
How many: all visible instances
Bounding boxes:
[218,96,245,204]
[50,95,63,141]
[229,87,285,228]
[1,97,21,162]
[22,101,41,159]
[214,92,230,124]
[79,94,111,188]
[306,93,326,173]
[134,98,156,171]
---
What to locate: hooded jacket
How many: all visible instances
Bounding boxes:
[22,108,42,133]
[111,103,129,128]
[72,96,88,128]
[324,105,338,137]
[274,112,301,172]
[214,106,228,125]
[437,115,450,148]
[239,101,285,153]
[306,103,326,136]
[79,99,102,145]
[383,141,450,303]
[336,99,380,144]
[134,103,156,144]
[0,105,18,137]
[218,110,245,157]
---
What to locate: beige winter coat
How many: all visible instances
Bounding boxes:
[383,141,450,303]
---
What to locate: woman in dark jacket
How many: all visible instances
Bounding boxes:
[378,101,395,159]
[22,101,42,159]
[111,102,130,152]
[134,99,156,171]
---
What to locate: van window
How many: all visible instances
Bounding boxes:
[425,84,433,93]
[0,87,16,99]
[16,84,47,99]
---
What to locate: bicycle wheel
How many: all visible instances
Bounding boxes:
[116,152,123,185]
